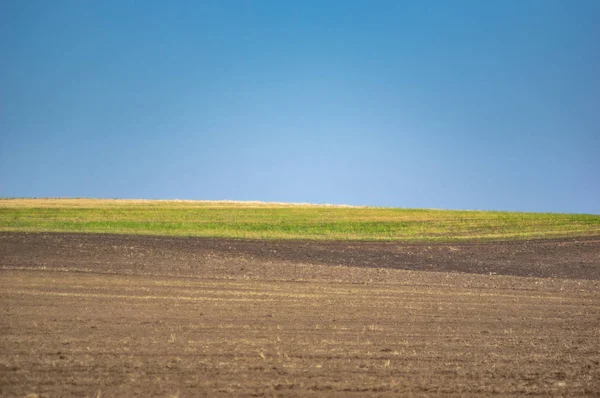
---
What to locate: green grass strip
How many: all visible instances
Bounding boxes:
[1,199,599,241]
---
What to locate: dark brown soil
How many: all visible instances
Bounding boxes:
[1,233,599,397]
[1,232,599,280]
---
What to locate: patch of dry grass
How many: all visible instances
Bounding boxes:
[0,198,359,208]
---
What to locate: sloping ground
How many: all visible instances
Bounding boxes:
[1,233,599,396]
[2,198,599,241]
[1,232,599,280]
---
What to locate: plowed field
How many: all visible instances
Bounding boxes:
[1,233,599,396]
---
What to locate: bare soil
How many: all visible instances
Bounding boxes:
[1,233,599,396]
[2,232,599,280]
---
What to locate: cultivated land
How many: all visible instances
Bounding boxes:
[1,199,599,396]
[1,198,600,241]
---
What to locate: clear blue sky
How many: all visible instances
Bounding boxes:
[1,0,598,213]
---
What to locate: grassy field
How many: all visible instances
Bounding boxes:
[1,198,599,241]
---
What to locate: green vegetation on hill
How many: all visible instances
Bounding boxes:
[1,199,599,241]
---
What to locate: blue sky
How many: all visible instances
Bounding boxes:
[1,0,598,213]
